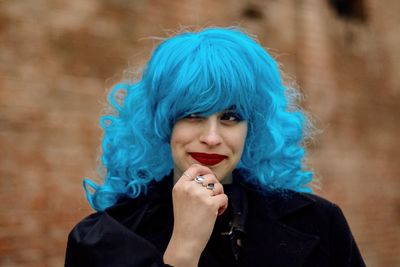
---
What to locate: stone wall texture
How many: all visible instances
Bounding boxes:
[0,0,399,266]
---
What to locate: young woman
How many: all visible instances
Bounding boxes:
[65,27,366,267]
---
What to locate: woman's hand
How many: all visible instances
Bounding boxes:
[163,164,228,267]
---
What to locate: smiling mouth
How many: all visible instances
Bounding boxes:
[189,152,227,166]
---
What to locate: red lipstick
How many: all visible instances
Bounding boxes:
[189,152,227,166]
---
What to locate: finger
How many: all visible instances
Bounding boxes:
[193,174,223,195]
[210,182,223,194]
[181,164,214,182]
[181,172,194,181]
[197,173,220,187]
[212,194,229,216]
[189,178,221,195]
[200,182,224,196]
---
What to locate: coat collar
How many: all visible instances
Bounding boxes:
[238,185,320,267]
[259,188,317,219]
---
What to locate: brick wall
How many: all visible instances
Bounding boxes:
[0,0,399,266]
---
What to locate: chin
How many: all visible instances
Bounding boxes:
[214,168,232,180]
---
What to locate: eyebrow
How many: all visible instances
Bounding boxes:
[224,105,237,111]
[222,109,237,113]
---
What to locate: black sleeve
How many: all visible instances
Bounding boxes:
[329,204,366,267]
[64,212,167,267]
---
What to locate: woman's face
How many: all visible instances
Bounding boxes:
[170,109,248,183]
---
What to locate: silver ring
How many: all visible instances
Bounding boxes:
[206,183,215,191]
[194,175,205,184]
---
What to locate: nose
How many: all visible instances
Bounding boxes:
[199,117,223,146]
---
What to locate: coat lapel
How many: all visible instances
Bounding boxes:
[240,190,320,267]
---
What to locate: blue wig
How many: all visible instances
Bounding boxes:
[84,27,314,211]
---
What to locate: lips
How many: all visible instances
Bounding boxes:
[189,152,227,166]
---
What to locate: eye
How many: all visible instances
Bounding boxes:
[220,111,243,122]
[183,113,203,121]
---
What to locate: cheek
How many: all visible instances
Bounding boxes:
[227,125,248,153]
[170,123,194,149]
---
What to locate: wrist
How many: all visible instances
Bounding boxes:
[164,235,202,267]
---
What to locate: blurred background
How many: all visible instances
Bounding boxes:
[0,0,399,266]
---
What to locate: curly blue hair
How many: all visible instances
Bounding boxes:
[84,27,314,211]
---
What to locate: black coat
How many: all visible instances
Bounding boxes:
[65,173,366,267]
